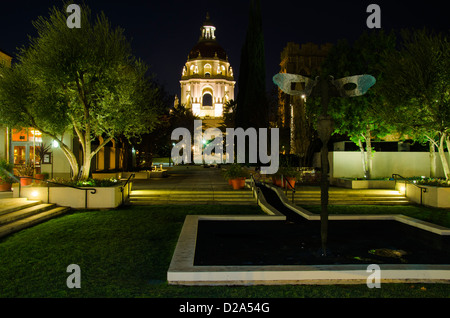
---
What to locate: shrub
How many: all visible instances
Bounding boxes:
[0,159,15,184]
[46,177,120,187]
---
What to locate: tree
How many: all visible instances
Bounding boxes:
[235,0,268,130]
[234,0,269,166]
[319,31,396,179]
[376,29,450,180]
[0,3,163,180]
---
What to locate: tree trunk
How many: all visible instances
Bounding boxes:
[358,139,367,179]
[320,139,329,256]
[50,137,79,180]
[78,136,114,180]
[430,142,436,178]
[80,148,92,180]
[365,128,372,180]
[437,132,450,180]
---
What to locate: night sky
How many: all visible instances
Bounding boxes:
[1,0,448,97]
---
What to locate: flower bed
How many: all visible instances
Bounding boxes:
[13,178,131,209]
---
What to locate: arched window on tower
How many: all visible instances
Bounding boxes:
[204,64,211,77]
[202,93,213,107]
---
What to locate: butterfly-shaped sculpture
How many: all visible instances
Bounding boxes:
[273,73,376,98]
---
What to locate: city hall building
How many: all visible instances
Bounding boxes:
[179,13,235,128]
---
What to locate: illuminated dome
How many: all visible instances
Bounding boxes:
[189,41,228,61]
[180,13,235,124]
[188,13,228,61]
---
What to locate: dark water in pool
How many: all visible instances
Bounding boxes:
[194,219,450,266]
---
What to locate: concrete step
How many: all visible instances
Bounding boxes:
[130,190,254,203]
[278,188,411,205]
[130,190,252,195]
[0,206,70,239]
[0,198,42,216]
[0,203,56,225]
[129,200,255,205]
[130,196,254,200]
[129,190,255,205]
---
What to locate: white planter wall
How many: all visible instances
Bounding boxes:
[313,152,449,180]
[13,183,131,209]
[395,182,450,208]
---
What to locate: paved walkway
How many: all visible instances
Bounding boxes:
[132,165,234,191]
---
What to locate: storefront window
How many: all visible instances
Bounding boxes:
[13,146,26,165]
[11,128,43,166]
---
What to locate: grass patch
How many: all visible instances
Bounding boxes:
[0,204,449,298]
[302,205,450,228]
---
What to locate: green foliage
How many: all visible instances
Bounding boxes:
[1,205,449,297]
[0,159,15,184]
[277,166,299,178]
[222,164,248,179]
[375,29,450,179]
[35,143,51,165]
[375,29,450,139]
[320,30,397,143]
[220,99,237,129]
[17,161,34,177]
[235,0,268,130]
[47,177,120,187]
[0,2,164,179]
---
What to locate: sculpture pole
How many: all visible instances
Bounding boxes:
[316,77,334,256]
[273,72,375,258]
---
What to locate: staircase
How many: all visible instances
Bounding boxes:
[0,198,70,238]
[291,187,411,205]
[129,189,255,205]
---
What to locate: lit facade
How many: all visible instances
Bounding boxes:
[180,13,235,127]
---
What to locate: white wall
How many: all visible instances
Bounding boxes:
[40,134,73,179]
[313,151,449,179]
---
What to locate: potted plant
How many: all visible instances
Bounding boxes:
[272,172,282,187]
[278,166,299,189]
[17,161,34,186]
[34,143,51,183]
[0,159,15,191]
[224,164,247,190]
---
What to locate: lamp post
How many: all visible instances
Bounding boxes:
[273,72,376,257]
[311,76,337,256]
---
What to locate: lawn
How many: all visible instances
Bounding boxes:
[0,204,449,298]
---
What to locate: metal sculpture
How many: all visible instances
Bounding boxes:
[273,73,376,256]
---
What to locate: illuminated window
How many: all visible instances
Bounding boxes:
[12,128,42,142]
[13,146,26,165]
[204,64,211,77]
[12,129,28,142]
